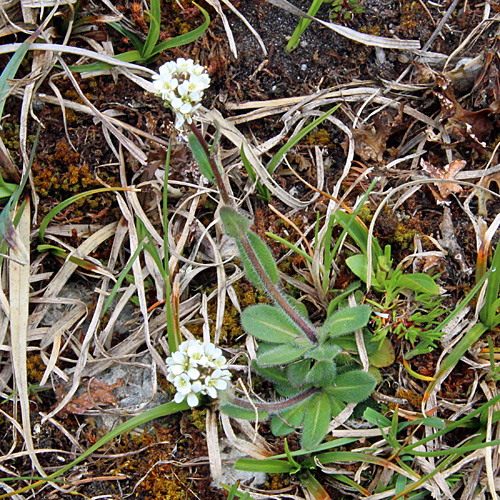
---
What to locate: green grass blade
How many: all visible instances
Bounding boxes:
[108,22,144,52]
[286,0,325,52]
[38,187,131,243]
[142,0,161,58]
[267,105,339,175]
[101,241,146,317]
[0,28,41,121]
[150,4,210,56]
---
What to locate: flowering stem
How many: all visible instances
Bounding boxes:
[239,232,319,343]
[230,386,318,412]
[188,122,231,205]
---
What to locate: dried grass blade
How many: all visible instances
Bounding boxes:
[9,197,44,475]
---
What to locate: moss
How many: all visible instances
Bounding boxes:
[265,473,291,490]
[306,128,331,147]
[188,408,207,431]
[27,354,45,384]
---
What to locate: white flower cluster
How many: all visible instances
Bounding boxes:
[152,57,210,130]
[166,339,231,407]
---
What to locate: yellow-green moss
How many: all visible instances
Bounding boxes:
[188,408,207,431]
[306,128,331,147]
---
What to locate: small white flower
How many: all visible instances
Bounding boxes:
[151,58,210,130]
[166,339,231,406]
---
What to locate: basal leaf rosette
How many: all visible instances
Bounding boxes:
[152,57,210,129]
[166,339,231,407]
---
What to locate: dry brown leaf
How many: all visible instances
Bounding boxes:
[56,378,123,414]
[421,158,466,203]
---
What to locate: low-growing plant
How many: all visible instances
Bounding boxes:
[150,57,377,450]
[334,210,446,346]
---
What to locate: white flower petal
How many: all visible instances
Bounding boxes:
[174,392,186,404]
[186,367,200,380]
[187,392,199,407]
[191,381,203,393]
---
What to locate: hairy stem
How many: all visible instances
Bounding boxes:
[231,386,318,412]
[239,233,319,343]
[189,122,231,205]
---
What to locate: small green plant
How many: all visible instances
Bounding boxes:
[328,0,364,22]
[334,210,446,346]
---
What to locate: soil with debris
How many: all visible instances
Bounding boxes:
[1,0,500,498]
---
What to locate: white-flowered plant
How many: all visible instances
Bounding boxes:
[152,57,210,129]
[166,339,231,407]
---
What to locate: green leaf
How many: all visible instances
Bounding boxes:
[301,392,332,450]
[368,337,395,367]
[334,210,384,260]
[271,399,309,436]
[396,273,439,295]
[0,29,38,122]
[189,133,214,181]
[257,342,310,367]
[234,458,295,474]
[252,361,289,385]
[149,4,210,56]
[237,232,279,286]
[219,401,269,421]
[241,305,306,344]
[219,206,251,239]
[304,343,341,361]
[287,360,312,388]
[327,370,376,402]
[240,143,257,183]
[323,305,371,338]
[363,407,391,428]
[305,360,336,388]
[142,0,161,58]
[284,294,310,318]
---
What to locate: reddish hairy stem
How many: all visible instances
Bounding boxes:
[230,386,318,412]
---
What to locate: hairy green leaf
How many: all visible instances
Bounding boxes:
[323,305,371,338]
[305,360,336,387]
[242,305,306,344]
[219,206,251,239]
[219,401,269,421]
[257,342,310,366]
[304,343,342,361]
[251,361,288,385]
[287,360,311,388]
[301,392,331,450]
[327,370,376,402]
[271,399,309,436]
